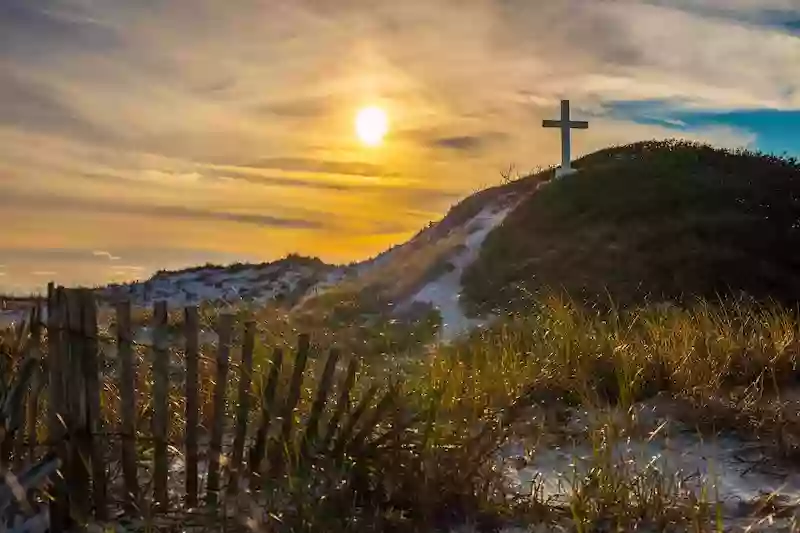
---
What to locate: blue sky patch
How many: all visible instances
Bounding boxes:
[605,100,800,157]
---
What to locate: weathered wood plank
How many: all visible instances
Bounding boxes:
[26,303,43,462]
[65,289,90,523]
[184,306,200,509]
[80,289,107,520]
[46,284,69,533]
[347,385,399,457]
[248,347,283,491]
[14,306,38,467]
[273,334,310,468]
[205,313,233,506]
[116,300,139,514]
[301,348,341,458]
[331,384,379,461]
[227,320,255,495]
[151,300,170,510]
[319,357,359,453]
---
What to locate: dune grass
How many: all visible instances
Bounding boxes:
[3,291,800,532]
[427,292,800,446]
[399,292,800,531]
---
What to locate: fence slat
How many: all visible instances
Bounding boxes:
[347,385,399,457]
[116,300,139,514]
[25,371,42,463]
[80,289,107,521]
[271,334,310,469]
[320,358,359,453]
[4,311,28,465]
[227,320,255,495]
[13,307,31,465]
[184,306,200,509]
[152,301,170,510]
[206,313,233,506]
[26,303,43,462]
[331,384,379,461]
[66,289,91,523]
[47,284,68,533]
[14,306,38,467]
[248,347,283,491]
[301,348,341,458]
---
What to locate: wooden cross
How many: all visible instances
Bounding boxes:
[542,99,589,178]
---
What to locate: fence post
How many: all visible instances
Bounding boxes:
[248,348,283,491]
[320,358,359,453]
[26,302,43,462]
[79,289,107,521]
[301,348,341,459]
[228,320,255,496]
[269,334,310,472]
[47,284,69,533]
[206,313,233,507]
[184,306,200,508]
[330,385,379,461]
[14,305,40,467]
[116,300,139,515]
[64,289,91,524]
[152,301,170,511]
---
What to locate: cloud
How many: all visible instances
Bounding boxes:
[207,168,364,192]
[81,169,202,186]
[112,265,145,272]
[430,134,507,153]
[242,158,398,178]
[92,250,121,261]
[642,0,800,23]
[0,248,108,263]
[0,190,324,230]
[0,66,110,143]
[255,96,336,119]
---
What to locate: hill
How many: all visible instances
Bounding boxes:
[14,140,800,344]
[289,171,543,341]
[462,140,800,314]
[98,253,340,308]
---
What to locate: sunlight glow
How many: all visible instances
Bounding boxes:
[355,106,389,147]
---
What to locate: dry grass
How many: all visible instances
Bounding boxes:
[5,291,800,532]
[86,292,800,530]
[400,293,800,531]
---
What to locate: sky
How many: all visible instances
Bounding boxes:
[0,0,798,293]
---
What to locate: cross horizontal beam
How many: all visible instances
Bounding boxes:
[542,120,589,129]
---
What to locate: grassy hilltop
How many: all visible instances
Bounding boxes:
[463,140,800,314]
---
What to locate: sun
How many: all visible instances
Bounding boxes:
[355,106,389,147]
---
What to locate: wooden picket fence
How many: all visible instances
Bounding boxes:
[6,283,392,531]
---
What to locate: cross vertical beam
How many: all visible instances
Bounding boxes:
[542,99,589,178]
